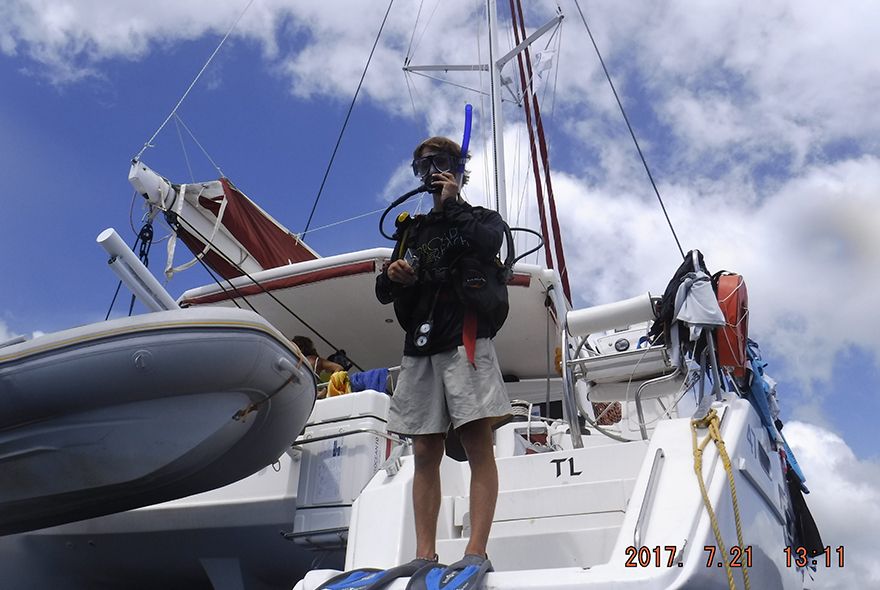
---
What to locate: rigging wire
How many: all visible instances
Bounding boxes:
[301,0,395,239]
[133,0,256,162]
[130,221,157,316]
[104,280,124,321]
[294,206,387,238]
[408,0,443,61]
[535,13,562,117]
[513,0,572,303]
[405,0,426,62]
[511,20,563,106]
[174,114,225,178]
[405,71,493,98]
[531,15,562,259]
[476,0,492,210]
[195,261,245,311]
[409,70,426,118]
[491,0,526,245]
[404,71,420,119]
[170,213,363,371]
[106,219,158,319]
[174,116,196,183]
[128,190,141,237]
[572,0,686,259]
[550,9,563,119]
[508,0,555,284]
[515,15,564,260]
[164,215,248,311]
[513,123,527,228]
[403,0,424,119]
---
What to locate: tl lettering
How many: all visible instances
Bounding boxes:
[550,457,582,478]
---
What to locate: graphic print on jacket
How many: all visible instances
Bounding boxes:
[376,201,507,356]
[414,227,467,278]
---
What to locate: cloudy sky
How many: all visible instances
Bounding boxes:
[0,1,877,586]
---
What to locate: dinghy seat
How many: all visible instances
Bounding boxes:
[565,294,686,438]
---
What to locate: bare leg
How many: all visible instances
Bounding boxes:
[412,433,445,560]
[457,418,498,557]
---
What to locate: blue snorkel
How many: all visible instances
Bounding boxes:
[459,103,473,175]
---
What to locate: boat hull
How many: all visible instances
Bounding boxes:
[312,398,806,590]
[0,454,343,590]
[0,308,316,536]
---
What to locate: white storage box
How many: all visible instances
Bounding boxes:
[291,390,394,544]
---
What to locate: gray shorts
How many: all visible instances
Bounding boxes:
[387,338,512,436]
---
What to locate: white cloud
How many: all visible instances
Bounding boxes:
[4,0,878,152]
[3,0,878,390]
[785,421,880,588]
[545,155,880,389]
[0,319,14,342]
[581,1,880,164]
[0,0,296,83]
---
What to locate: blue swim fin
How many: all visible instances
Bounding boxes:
[404,562,448,590]
[319,558,440,590]
[316,568,383,590]
[434,555,493,590]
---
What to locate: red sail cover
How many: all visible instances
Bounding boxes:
[177,178,317,280]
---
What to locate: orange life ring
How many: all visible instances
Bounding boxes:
[716,274,749,378]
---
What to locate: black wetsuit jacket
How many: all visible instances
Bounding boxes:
[375,199,506,356]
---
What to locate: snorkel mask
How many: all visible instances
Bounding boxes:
[412,152,458,187]
[410,104,473,192]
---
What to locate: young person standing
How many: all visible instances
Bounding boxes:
[376,137,511,577]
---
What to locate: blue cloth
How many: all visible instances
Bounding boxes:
[746,341,807,490]
[350,368,389,393]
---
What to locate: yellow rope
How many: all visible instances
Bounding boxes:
[691,408,751,590]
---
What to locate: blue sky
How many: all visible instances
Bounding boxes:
[1,2,878,586]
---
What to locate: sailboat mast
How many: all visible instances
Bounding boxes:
[486,0,508,218]
[404,3,559,220]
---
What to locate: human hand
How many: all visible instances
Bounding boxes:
[386,259,417,285]
[430,171,460,205]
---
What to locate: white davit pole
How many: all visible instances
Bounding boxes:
[97,228,178,312]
